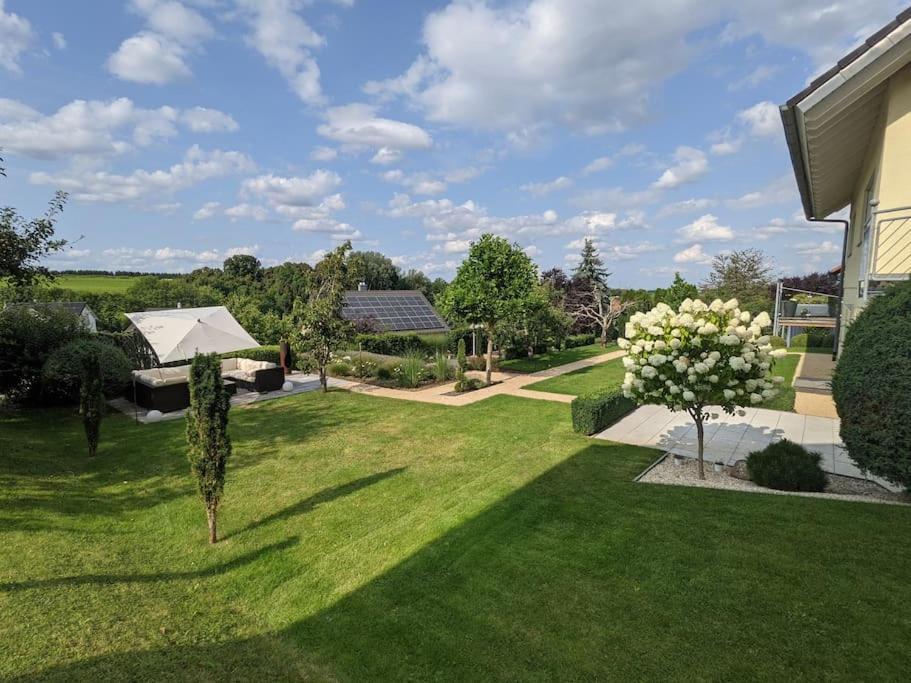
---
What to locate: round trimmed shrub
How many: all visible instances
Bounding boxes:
[746,439,827,491]
[831,280,911,489]
[42,338,132,402]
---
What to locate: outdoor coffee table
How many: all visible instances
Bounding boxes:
[222,380,237,396]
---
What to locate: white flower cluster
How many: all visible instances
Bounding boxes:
[619,298,785,413]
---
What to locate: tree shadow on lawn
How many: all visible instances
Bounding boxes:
[18,442,911,681]
[0,537,299,592]
[227,467,406,540]
[0,391,382,523]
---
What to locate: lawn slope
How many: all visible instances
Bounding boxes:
[2,390,909,680]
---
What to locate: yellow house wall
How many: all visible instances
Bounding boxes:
[839,65,911,346]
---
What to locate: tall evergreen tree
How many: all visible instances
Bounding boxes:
[79,352,104,457]
[186,353,232,544]
[572,238,610,290]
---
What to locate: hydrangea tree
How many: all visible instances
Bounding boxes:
[619,298,786,479]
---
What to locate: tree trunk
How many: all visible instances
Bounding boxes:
[206,505,218,544]
[695,415,705,480]
[319,365,327,392]
[485,330,494,386]
[597,296,607,346]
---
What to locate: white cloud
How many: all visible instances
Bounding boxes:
[710,138,742,156]
[796,240,840,255]
[107,32,192,84]
[51,32,66,50]
[180,107,239,133]
[311,146,338,162]
[726,175,794,209]
[224,203,270,222]
[98,244,259,271]
[582,156,613,175]
[235,0,327,105]
[107,1,214,84]
[677,214,733,242]
[370,146,402,165]
[0,0,32,74]
[673,243,712,264]
[524,244,541,258]
[0,97,238,159]
[364,0,721,133]
[381,170,447,196]
[652,146,708,189]
[29,145,255,203]
[193,201,221,220]
[728,64,778,91]
[737,101,780,137]
[520,176,573,196]
[318,103,432,152]
[444,166,484,183]
[658,198,717,217]
[242,170,342,207]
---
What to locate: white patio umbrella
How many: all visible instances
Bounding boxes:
[125,306,260,363]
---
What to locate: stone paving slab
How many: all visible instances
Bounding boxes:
[594,404,899,492]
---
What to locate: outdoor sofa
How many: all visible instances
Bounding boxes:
[128,358,284,412]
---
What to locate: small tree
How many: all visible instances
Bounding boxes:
[456,338,467,383]
[186,353,232,544]
[438,234,537,385]
[571,289,631,346]
[620,298,785,478]
[572,238,609,289]
[79,352,104,457]
[655,272,698,311]
[1,154,69,287]
[702,249,773,314]
[291,242,353,391]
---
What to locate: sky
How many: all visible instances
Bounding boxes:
[0,0,903,287]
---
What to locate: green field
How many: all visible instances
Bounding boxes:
[51,274,144,294]
[2,389,910,680]
[499,343,617,373]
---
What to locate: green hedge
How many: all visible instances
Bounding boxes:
[571,388,636,435]
[564,334,595,349]
[354,332,453,356]
[224,346,281,364]
[832,280,911,489]
[790,331,835,349]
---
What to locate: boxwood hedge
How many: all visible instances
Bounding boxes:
[831,280,911,489]
[571,388,636,435]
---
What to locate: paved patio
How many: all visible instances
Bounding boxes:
[594,404,899,492]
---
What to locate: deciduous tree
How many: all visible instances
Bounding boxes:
[438,234,537,384]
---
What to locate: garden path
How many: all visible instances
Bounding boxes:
[342,349,626,406]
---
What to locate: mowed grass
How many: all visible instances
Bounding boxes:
[527,357,626,395]
[499,342,616,373]
[52,274,145,294]
[2,390,911,680]
[526,353,801,406]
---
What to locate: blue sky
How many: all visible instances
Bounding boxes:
[0,0,903,287]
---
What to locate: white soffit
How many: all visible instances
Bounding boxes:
[794,20,911,217]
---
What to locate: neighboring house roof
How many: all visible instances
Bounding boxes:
[780,7,911,219]
[342,290,449,332]
[4,301,94,317]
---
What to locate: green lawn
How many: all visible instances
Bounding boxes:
[2,390,910,680]
[762,353,801,411]
[52,274,145,294]
[527,357,626,395]
[526,353,801,406]
[499,343,616,373]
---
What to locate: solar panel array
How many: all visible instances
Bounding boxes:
[342,291,449,332]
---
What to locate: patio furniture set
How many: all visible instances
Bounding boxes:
[128,358,285,412]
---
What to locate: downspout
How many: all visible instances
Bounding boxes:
[805,218,849,360]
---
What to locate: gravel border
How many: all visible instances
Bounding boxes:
[638,454,909,506]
